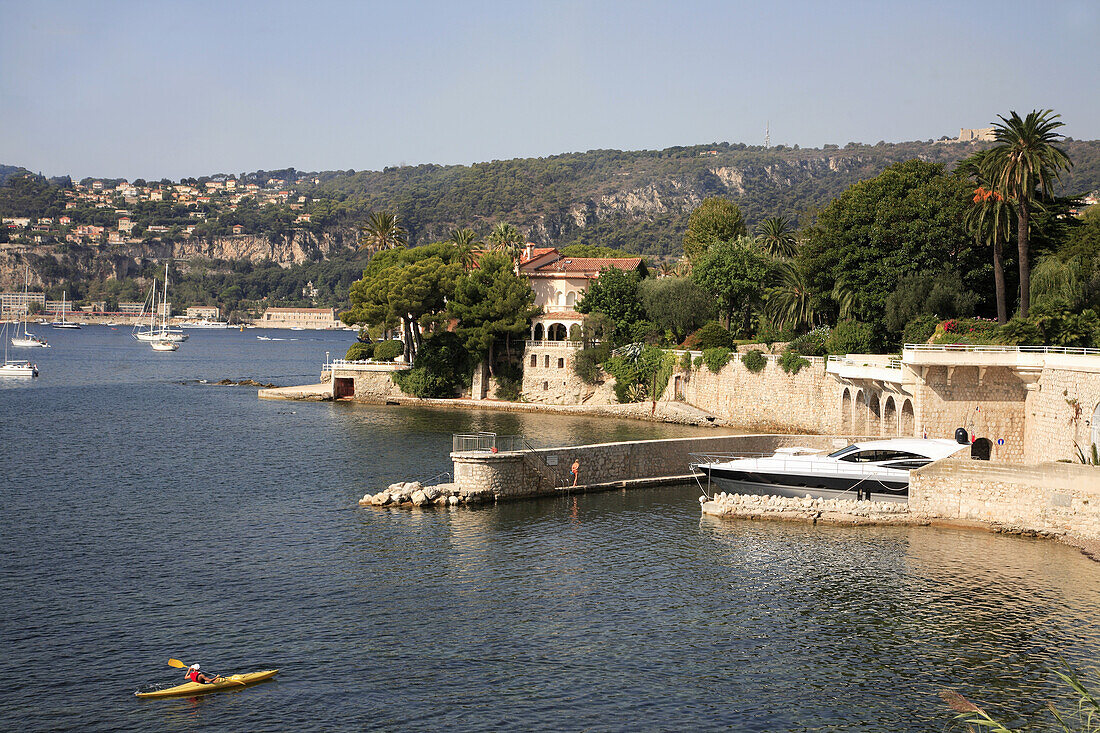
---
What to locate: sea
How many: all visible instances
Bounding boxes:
[1,325,1098,731]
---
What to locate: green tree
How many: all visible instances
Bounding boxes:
[755,216,798,258]
[575,267,645,345]
[358,210,408,255]
[448,252,539,370]
[800,159,979,336]
[984,109,1073,317]
[486,222,524,261]
[765,260,817,331]
[683,197,747,260]
[691,236,771,335]
[960,150,1015,323]
[638,276,715,342]
[342,243,461,361]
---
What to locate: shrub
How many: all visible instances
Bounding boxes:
[345,342,373,361]
[392,332,474,398]
[692,355,704,369]
[604,346,674,403]
[825,320,874,355]
[741,349,767,373]
[901,314,940,346]
[630,319,662,345]
[931,317,999,345]
[679,351,693,372]
[779,350,810,375]
[994,317,1042,346]
[787,325,830,356]
[372,339,403,361]
[573,344,611,385]
[491,361,523,401]
[702,347,732,373]
[683,321,734,350]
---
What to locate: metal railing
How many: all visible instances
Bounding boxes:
[827,355,903,370]
[903,343,1100,356]
[524,340,583,348]
[452,432,526,453]
[520,436,571,490]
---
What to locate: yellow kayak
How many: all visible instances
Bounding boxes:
[135,669,278,698]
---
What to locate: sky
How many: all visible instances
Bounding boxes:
[1,0,1098,181]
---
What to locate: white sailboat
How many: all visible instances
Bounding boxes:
[1,321,38,376]
[133,264,188,343]
[11,268,49,348]
[50,291,81,329]
[150,339,179,352]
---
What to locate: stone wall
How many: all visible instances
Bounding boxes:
[1023,367,1100,463]
[521,343,597,405]
[452,433,861,499]
[673,357,839,433]
[910,364,1029,463]
[910,457,1100,539]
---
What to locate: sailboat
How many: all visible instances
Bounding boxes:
[11,268,49,348]
[133,264,188,343]
[50,291,81,329]
[1,321,38,376]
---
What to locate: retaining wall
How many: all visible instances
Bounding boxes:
[452,433,862,499]
[910,457,1100,539]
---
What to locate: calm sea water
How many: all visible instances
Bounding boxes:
[1,326,1098,731]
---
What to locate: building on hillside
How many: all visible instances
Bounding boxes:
[186,305,220,319]
[259,307,342,329]
[1,291,46,317]
[518,245,644,342]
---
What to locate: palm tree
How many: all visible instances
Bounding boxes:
[358,211,407,255]
[765,261,817,330]
[984,109,1072,317]
[755,216,798,259]
[959,149,1014,324]
[831,278,860,321]
[486,222,524,261]
[658,262,675,278]
[448,228,481,269]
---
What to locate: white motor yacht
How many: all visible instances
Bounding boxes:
[694,438,969,503]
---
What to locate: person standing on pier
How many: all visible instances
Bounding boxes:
[570,459,580,487]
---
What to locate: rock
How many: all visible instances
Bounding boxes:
[423,486,441,501]
[410,489,428,506]
[388,481,407,492]
[370,492,390,506]
[447,495,460,505]
[405,481,422,492]
[358,493,373,506]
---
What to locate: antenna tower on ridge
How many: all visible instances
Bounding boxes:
[765,121,770,149]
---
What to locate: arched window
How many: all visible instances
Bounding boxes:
[533,323,544,341]
[548,323,567,341]
[566,291,576,306]
[555,291,563,306]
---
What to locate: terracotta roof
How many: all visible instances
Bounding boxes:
[526,256,643,276]
[519,246,557,264]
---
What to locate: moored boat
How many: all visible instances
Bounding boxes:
[151,339,179,352]
[694,438,969,503]
[135,669,279,698]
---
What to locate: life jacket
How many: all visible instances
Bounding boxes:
[187,669,201,683]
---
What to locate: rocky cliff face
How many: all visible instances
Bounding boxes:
[0,228,357,290]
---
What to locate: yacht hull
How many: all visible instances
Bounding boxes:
[703,468,908,503]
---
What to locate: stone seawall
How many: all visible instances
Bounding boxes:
[673,356,838,433]
[452,433,861,499]
[909,457,1100,539]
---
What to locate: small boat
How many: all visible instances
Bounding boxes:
[11,268,50,348]
[50,292,81,329]
[694,438,969,503]
[151,339,179,352]
[1,321,38,376]
[135,669,279,699]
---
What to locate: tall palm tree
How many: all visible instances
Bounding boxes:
[959,148,1014,324]
[755,216,798,259]
[486,222,524,261]
[358,211,407,255]
[831,277,860,321]
[765,261,817,330]
[448,228,481,269]
[984,109,1072,317]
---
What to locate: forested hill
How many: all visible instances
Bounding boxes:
[300,139,1100,256]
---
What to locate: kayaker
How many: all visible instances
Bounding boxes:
[186,664,217,684]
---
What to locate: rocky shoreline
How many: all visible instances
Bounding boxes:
[359,481,495,508]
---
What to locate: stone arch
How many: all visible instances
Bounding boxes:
[883,395,898,436]
[901,399,915,436]
[841,388,853,433]
[854,389,866,434]
[868,393,881,436]
[532,322,544,341]
[566,291,576,306]
[568,323,581,341]
[547,323,567,341]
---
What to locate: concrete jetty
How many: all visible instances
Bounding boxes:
[258,383,332,401]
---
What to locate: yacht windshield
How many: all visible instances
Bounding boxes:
[827,446,859,459]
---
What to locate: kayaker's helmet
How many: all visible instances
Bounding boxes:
[190,664,200,670]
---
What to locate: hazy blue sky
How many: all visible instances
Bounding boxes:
[2,0,1097,180]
